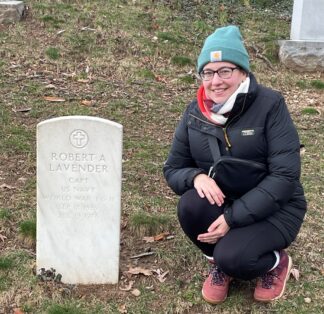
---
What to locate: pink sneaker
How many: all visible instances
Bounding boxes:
[202,263,231,304]
[254,250,292,302]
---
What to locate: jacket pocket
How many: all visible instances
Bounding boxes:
[211,157,268,200]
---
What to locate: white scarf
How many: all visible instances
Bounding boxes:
[210,77,250,125]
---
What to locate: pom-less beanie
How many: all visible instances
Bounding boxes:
[197,25,250,73]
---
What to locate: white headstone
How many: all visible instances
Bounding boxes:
[278,0,324,72]
[36,116,123,284]
[290,0,324,41]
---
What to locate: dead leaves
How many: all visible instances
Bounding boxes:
[290,267,300,281]
[12,107,32,113]
[43,95,95,107]
[0,231,7,242]
[125,266,169,282]
[44,84,57,90]
[120,265,169,299]
[118,230,172,302]
[118,304,127,314]
[300,144,306,157]
[130,288,141,297]
[126,266,152,277]
[77,79,90,83]
[143,232,172,243]
[0,183,15,190]
[80,99,95,107]
[154,269,169,283]
[43,96,65,102]
[119,282,141,299]
[119,280,134,291]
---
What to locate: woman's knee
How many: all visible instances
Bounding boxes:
[214,242,256,280]
[177,189,207,220]
[214,246,240,276]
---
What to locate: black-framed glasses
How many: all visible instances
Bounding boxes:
[199,67,239,81]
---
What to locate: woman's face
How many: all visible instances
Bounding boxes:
[202,61,247,104]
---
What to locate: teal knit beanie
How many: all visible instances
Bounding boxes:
[197,25,250,73]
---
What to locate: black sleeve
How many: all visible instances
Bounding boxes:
[163,105,205,195]
[224,97,301,227]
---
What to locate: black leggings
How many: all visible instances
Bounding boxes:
[178,189,287,280]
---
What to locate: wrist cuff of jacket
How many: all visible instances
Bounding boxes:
[223,205,233,227]
[186,169,206,188]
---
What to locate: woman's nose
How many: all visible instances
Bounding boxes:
[211,72,223,85]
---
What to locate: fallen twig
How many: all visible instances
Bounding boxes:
[130,252,155,259]
[249,44,275,71]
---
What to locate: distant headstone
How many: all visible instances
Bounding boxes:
[0,1,25,23]
[290,0,324,41]
[278,0,324,72]
[37,116,123,284]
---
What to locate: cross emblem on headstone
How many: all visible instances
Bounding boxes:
[70,129,88,148]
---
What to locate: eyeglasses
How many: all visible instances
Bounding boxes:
[199,67,239,81]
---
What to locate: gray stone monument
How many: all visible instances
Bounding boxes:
[0,1,25,23]
[37,116,123,284]
[278,0,324,72]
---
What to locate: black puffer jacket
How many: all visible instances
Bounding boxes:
[163,74,306,244]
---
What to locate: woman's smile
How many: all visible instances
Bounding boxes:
[202,61,247,104]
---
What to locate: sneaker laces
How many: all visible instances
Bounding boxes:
[260,255,287,289]
[260,270,279,289]
[210,264,226,286]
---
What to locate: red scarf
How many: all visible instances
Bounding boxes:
[197,85,226,126]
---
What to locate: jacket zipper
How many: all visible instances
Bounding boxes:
[189,112,238,150]
[223,127,231,149]
[189,92,248,150]
[223,94,248,150]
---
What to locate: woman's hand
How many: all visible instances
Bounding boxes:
[197,214,230,244]
[194,173,225,206]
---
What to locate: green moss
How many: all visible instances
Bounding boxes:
[301,108,319,115]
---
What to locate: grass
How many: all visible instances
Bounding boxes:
[46,303,86,314]
[310,80,324,89]
[129,210,173,236]
[0,257,14,270]
[0,275,11,291]
[19,219,37,241]
[297,79,324,89]
[0,208,11,220]
[0,0,323,313]
[171,55,193,66]
[301,108,320,115]
[45,47,60,60]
